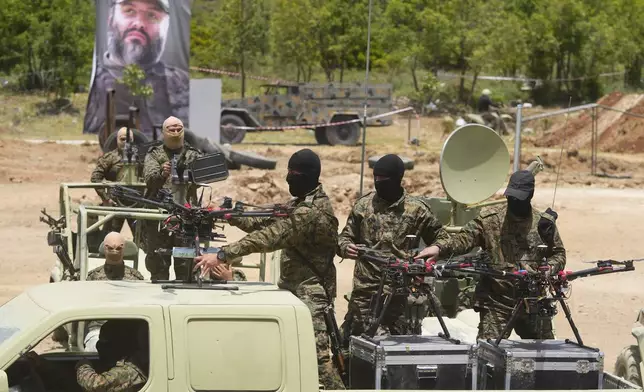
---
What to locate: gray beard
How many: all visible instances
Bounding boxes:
[106,28,163,68]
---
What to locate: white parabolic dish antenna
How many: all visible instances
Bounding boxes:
[439,124,510,205]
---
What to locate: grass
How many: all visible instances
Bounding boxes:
[0,91,94,141]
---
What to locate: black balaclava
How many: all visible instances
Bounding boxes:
[286,149,321,197]
[504,170,535,218]
[373,154,405,203]
[507,193,533,217]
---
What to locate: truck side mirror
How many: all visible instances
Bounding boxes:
[0,370,8,392]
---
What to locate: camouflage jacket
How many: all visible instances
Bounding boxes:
[337,190,450,293]
[433,203,566,314]
[91,149,124,201]
[82,60,189,138]
[223,184,338,299]
[87,264,144,281]
[76,359,147,392]
[143,143,202,204]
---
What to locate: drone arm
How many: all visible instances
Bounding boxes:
[562,264,634,282]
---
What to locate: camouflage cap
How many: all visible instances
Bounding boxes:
[114,0,169,13]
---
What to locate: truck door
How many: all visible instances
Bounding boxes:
[168,304,302,392]
[261,85,301,126]
[0,305,167,392]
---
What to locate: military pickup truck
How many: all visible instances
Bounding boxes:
[0,280,642,392]
[220,82,394,145]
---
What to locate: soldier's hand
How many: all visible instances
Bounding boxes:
[346,244,360,259]
[162,162,171,178]
[211,264,233,280]
[193,253,223,275]
[414,245,440,261]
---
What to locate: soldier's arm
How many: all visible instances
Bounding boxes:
[76,361,145,392]
[433,217,485,257]
[90,156,110,201]
[419,209,450,248]
[222,207,311,259]
[336,208,361,258]
[228,216,276,233]
[143,152,166,190]
[548,225,566,273]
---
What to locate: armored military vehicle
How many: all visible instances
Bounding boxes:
[220,82,394,145]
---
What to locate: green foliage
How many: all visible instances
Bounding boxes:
[117,64,153,104]
[5,0,644,109]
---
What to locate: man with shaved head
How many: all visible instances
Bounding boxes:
[142,116,204,281]
[91,127,138,233]
[84,232,144,352]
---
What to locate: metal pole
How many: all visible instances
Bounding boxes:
[591,107,597,176]
[358,0,373,197]
[513,104,523,172]
[407,111,412,143]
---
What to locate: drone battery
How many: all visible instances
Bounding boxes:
[475,339,604,390]
[171,247,219,258]
[190,152,229,183]
[349,335,476,390]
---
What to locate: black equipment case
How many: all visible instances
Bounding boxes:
[475,339,604,390]
[349,335,476,390]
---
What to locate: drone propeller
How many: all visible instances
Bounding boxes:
[582,258,644,265]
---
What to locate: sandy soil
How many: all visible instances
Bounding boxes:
[1,126,644,373]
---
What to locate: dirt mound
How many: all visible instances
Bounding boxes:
[532,91,644,154]
[0,140,99,184]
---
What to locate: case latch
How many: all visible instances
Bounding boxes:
[416,365,437,380]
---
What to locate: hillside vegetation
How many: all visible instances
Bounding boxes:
[1,0,644,108]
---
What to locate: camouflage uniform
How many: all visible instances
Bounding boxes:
[91,149,133,234]
[83,59,189,138]
[336,191,450,341]
[142,143,203,281]
[221,184,345,390]
[87,264,144,281]
[76,359,147,392]
[433,204,566,340]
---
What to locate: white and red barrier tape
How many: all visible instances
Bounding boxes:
[221,106,417,131]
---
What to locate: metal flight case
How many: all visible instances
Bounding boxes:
[475,339,604,390]
[349,334,477,390]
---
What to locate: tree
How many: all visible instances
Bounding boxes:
[118,64,153,110]
[210,0,269,97]
[270,0,319,81]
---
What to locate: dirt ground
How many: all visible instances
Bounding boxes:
[1,104,644,373]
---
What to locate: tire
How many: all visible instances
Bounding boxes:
[220,114,247,144]
[229,149,277,170]
[314,127,330,145]
[326,122,361,146]
[184,130,222,154]
[102,128,149,152]
[615,345,642,387]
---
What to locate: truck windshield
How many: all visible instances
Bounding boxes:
[0,293,49,349]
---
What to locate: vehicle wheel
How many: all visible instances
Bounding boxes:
[314,127,329,145]
[615,345,642,387]
[220,114,247,144]
[326,122,361,146]
[102,128,149,152]
[229,149,277,170]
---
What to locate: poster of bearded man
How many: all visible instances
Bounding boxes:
[83,0,192,142]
